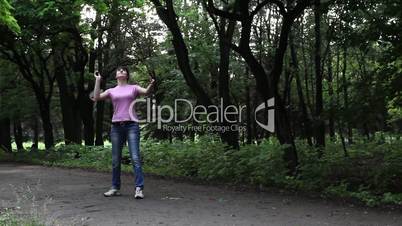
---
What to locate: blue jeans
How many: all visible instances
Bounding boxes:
[110,121,144,190]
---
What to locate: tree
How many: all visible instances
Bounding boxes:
[150,0,240,148]
[205,0,313,172]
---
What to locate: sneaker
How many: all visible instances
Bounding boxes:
[134,187,144,199]
[103,188,121,197]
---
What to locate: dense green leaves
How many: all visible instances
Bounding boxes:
[0,0,20,34]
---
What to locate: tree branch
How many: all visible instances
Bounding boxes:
[205,0,246,21]
[201,0,224,38]
[289,0,313,19]
[251,0,287,16]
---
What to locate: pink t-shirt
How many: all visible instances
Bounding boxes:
[105,84,139,122]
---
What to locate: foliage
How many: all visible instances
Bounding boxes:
[0,0,20,34]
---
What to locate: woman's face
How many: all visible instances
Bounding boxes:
[115,68,128,80]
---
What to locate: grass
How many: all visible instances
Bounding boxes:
[0,209,44,226]
[0,181,49,226]
[0,176,92,226]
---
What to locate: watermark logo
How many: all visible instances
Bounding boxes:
[254,97,275,132]
[128,98,275,132]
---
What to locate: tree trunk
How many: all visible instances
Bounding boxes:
[0,118,12,152]
[217,15,239,149]
[327,44,335,140]
[13,118,23,151]
[94,80,106,146]
[80,49,95,146]
[37,97,54,150]
[342,46,353,144]
[314,0,325,150]
[54,53,82,144]
[334,39,348,156]
[80,88,95,146]
[290,30,313,145]
[31,116,39,152]
[246,72,253,144]
[95,21,106,146]
[301,22,312,110]
[275,95,299,172]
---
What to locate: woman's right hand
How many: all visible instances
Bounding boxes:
[92,71,102,101]
[94,71,102,80]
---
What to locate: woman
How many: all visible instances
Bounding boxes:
[92,66,155,199]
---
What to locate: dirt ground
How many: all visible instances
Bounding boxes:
[0,162,401,226]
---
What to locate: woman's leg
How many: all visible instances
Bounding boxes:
[127,122,144,189]
[110,124,126,189]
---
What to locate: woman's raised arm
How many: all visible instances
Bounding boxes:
[136,78,156,96]
[91,71,110,101]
